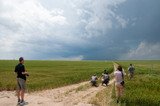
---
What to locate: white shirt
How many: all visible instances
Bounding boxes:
[114,70,123,83]
[91,76,97,81]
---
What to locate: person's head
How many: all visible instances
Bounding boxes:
[117,65,122,72]
[130,64,132,66]
[19,57,24,64]
[104,69,107,73]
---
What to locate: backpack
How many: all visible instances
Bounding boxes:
[128,66,135,72]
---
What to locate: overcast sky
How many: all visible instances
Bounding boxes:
[0,0,160,60]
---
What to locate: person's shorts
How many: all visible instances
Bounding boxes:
[17,78,26,90]
[115,82,123,87]
[129,72,134,75]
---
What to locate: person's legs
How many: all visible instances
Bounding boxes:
[17,78,21,103]
[116,84,123,103]
[129,72,133,79]
[104,79,109,85]
[91,80,96,86]
[17,90,20,99]
[129,73,132,79]
[131,72,134,78]
[116,86,121,98]
[17,90,21,104]
[119,85,124,97]
[21,89,25,102]
[93,81,96,86]
[19,78,26,103]
[101,78,104,85]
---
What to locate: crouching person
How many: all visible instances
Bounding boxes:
[101,70,110,86]
[90,74,98,87]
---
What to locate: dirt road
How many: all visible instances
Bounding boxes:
[0,64,117,106]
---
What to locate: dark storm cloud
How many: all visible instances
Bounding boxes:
[0,0,160,60]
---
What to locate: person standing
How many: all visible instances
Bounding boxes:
[114,65,125,103]
[128,64,135,79]
[14,57,29,105]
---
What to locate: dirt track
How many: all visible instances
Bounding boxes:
[0,63,117,106]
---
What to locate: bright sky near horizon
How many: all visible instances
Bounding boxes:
[0,0,160,60]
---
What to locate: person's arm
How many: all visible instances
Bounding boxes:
[100,73,103,79]
[123,70,126,75]
[114,72,117,80]
[108,75,110,80]
[21,65,29,76]
[22,71,29,76]
[101,73,104,77]
[133,66,135,71]
[22,71,29,75]
[95,76,98,80]
[128,67,130,71]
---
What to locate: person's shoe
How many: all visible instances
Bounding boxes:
[117,99,119,103]
[17,99,21,105]
[19,100,28,106]
[16,99,21,106]
[20,100,25,105]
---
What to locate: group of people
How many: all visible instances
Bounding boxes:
[90,64,135,103]
[90,70,110,87]
[14,57,135,105]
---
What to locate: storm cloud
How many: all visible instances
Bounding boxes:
[0,0,160,60]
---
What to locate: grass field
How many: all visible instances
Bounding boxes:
[116,60,160,106]
[0,60,113,92]
[1,60,160,105]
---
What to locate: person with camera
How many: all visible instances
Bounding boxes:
[14,57,29,105]
[101,70,110,86]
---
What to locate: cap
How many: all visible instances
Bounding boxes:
[19,57,24,62]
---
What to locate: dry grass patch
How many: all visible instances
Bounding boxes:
[89,83,114,106]
[75,83,91,92]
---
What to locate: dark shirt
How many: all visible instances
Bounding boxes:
[15,63,26,80]
[128,66,135,73]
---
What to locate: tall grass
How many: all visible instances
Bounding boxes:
[0,60,113,92]
[116,60,160,106]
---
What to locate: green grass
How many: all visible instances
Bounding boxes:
[115,60,160,106]
[1,60,160,105]
[0,60,113,92]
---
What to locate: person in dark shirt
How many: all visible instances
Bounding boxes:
[128,64,135,79]
[14,57,29,105]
